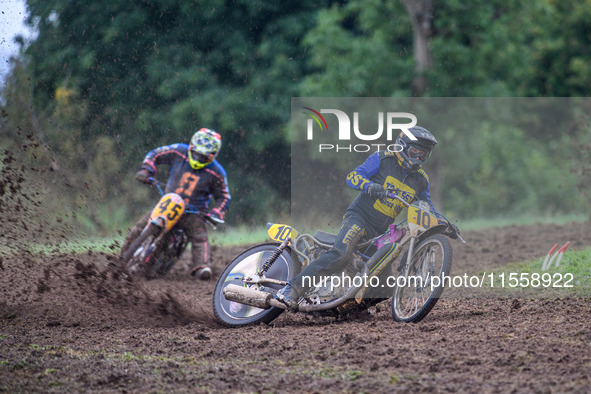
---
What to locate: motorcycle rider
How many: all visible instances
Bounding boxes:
[277,126,454,309]
[122,128,231,280]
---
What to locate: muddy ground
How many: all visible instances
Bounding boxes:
[1,221,591,393]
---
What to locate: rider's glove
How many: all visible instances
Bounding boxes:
[366,183,389,200]
[135,169,152,184]
[208,209,225,224]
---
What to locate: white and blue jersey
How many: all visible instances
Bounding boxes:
[345,150,440,233]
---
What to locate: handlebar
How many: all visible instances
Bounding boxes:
[146,177,164,195]
[387,190,412,208]
[387,188,465,243]
[146,177,225,227]
[202,213,225,226]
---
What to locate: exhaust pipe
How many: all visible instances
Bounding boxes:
[223,283,364,313]
[223,284,287,310]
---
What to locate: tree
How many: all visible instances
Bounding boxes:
[19,0,330,227]
[520,0,591,96]
[401,0,433,96]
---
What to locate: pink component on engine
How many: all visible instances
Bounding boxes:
[375,224,405,250]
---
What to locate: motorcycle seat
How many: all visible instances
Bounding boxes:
[313,230,337,246]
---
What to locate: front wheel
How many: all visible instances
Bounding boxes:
[120,223,161,277]
[213,243,299,327]
[144,230,187,279]
[392,234,452,323]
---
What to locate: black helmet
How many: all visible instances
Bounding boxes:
[395,126,437,172]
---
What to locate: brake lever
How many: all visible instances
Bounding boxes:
[147,178,165,195]
[448,222,466,244]
[456,233,467,244]
[202,214,223,230]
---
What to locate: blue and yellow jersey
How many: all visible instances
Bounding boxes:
[141,143,231,216]
[345,151,439,232]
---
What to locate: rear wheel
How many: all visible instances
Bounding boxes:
[213,243,299,327]
[392,234,452,323]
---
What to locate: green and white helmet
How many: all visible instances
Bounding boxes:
[188,128,222,170]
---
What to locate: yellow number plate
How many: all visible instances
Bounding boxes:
[408,206,438,234]
[267,224,298,243]
[150,193,186,232]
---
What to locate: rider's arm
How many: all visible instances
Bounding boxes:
[417,182,444,220]
[209,164,231,219]
[140,144,184,174]
[346,152,381,192]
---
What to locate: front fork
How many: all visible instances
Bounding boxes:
[399,237,435,292]
[399,237,416,279]
[139,223,164,263]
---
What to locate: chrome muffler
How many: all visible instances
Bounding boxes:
[223,284,287,310]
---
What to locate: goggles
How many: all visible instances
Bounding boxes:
[408,145,429,161]
[189,146,212,164]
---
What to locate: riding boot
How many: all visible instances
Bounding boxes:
[190,240,212,280]
[275,282,300,311]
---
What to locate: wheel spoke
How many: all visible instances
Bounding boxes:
[393,235,451,322]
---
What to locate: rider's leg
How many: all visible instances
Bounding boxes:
[277,214,368,307]
[178,215,211,280]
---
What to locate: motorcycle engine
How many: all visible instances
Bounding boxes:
[310,258,364,303]
[169,229,189,257]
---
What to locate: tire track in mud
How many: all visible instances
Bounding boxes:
[0,251,219,329]
[1,145,218,330]
[2,219,590,331]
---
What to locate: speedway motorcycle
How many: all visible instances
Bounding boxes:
[119,179,221,279]
[213,189,464,326]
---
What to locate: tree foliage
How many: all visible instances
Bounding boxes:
[11,0,330,229]
[296,0,590,220]
[1,0,590,235]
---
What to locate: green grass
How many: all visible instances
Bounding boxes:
[300,212,588,234]
[0,226,271,257]
[457,213,586,231]
[0,238,122,256]
[477,247,591,297]
[209,225,270,246]
[2,213,586,256]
